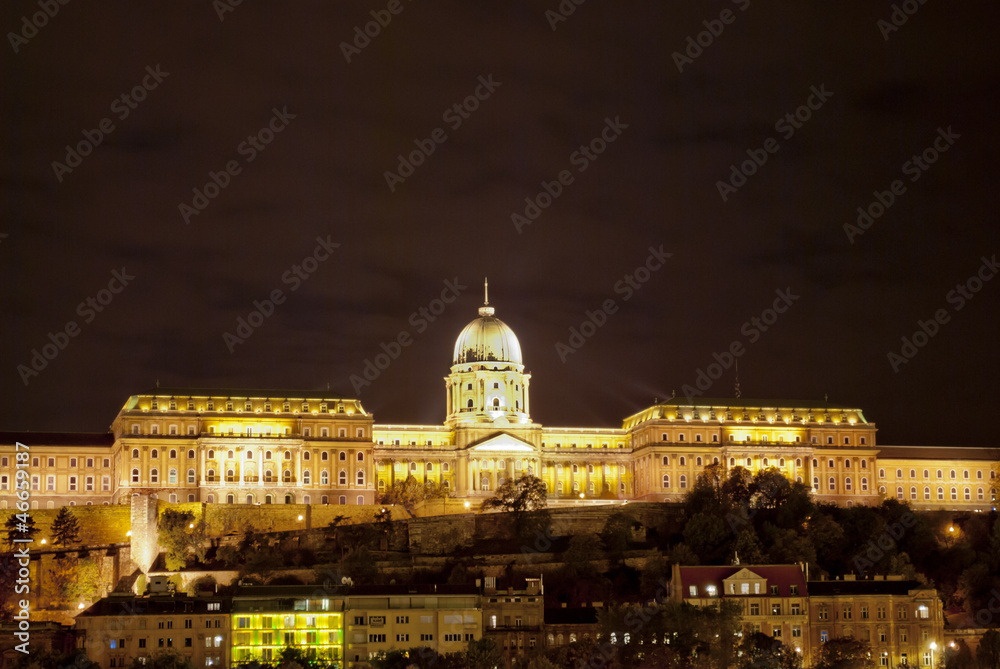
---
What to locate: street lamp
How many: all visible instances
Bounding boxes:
[929,641,937,669]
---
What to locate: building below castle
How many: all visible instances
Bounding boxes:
[1,285,996,512]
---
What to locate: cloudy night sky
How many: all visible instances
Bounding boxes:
[2,1,998,447]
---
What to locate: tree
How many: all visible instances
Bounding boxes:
[599,512,636,566]
[812,637,876,669]
[5,512,39,547]
[944,639,974,669]
[341,546,378,584]
[158,510,207,570]
[480,475,550,542]
[379,475,448,514]
[465,636,504,669]
[50,507,81,547]
[735,632,800,669]
[128,649,194,669]
[978,630,1000,669]
[682,512,728,562]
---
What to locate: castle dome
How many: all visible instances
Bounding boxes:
[452,280,523,366]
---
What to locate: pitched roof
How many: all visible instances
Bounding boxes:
[876,445,997,461]
[676,565,808,597]
[808,579,926,596]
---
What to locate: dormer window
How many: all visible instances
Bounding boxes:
[226,402,233,411]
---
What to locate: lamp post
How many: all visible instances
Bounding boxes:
[929,641,937,669]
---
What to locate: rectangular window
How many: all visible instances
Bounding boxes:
[820,631,828,643]
[792,625,801,638]
[69,476,78,491]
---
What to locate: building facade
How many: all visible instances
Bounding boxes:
[2,289,997,512]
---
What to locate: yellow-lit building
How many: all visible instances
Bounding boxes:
[231,586,344,666]
[1,287,996,511]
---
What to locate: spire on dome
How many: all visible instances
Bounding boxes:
[478,277,495,317]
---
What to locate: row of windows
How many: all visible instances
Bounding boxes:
[149,399,350,413]
[131,468,366,486]
[132,448,366,462]
[1,474,110,492]
[881,468,992,480]
[381,462,453,473]
[207,493,364,505]
[131,424,366,438]
[892,486,993,502]
[1,456,109,469]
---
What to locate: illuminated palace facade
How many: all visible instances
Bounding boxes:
[0,292,996,511]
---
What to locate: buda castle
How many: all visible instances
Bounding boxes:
[1,286,995,512]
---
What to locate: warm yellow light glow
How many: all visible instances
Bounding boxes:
[463,501,471,508]
[40,539,46,544]
[298,515,304,521]
[579,493,585,499]
[78,603,85,609]
[126,530,132,537]
[930,642,937,650]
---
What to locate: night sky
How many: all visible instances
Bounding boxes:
[2,1,998,447]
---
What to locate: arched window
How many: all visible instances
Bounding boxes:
[227,469,235,482]
[303,451,310,461]
[339,470,347,485]
[680,456,686,466]
[662,456,670,466]
[208,450,215,460]
[845,459,851,468]
[779,458,785,467]
[208,468,215,481]
[746,458,752,467]
[896,469,903,478]
[696,457,703,466]
[151,449,159,459]
[951,487,958,500]
[187,449,195,459]
[246,450,253,460]
[131,468,140,484]
[357,452,364,462]
[950,470,957,479]
[207,494,214,503]
[762,458,769,467]
[321,451,329,461]
[830,477,837,491]
[468,399,474,408]
[795,458,801,467]
[339,451,346,461]
[284,451,291,460]
[303,471,311,484]
[896,486,904,499]
[227,450,234,460]
[978,488,984,500]
[168,469,177,484]
[729,458,735,466]
[964,488,970,500]
[662,474,670,488]
[845,477,852,491]
[861,477,869,491]
[150,468,159,484]
[713,457,719,465]
[282,470,291,483]
[879,468,885,478]
[572,464,579,474]
[442,463,450,472]
[226,494,234,504]
[426,463,434,472]
[910,486,917,500]
[924,487,930,500]
[187,468,196,484]
[938,487,944,500]
[131,449,139,459]
[246,494,254,504]
[264,470,272,483]
[679,474,687,489]
[320,470,329,485]
[168,449,176,459]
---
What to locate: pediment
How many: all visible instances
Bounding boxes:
[467,432,536,453]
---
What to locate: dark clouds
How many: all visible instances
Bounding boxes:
[1,0,998,447]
